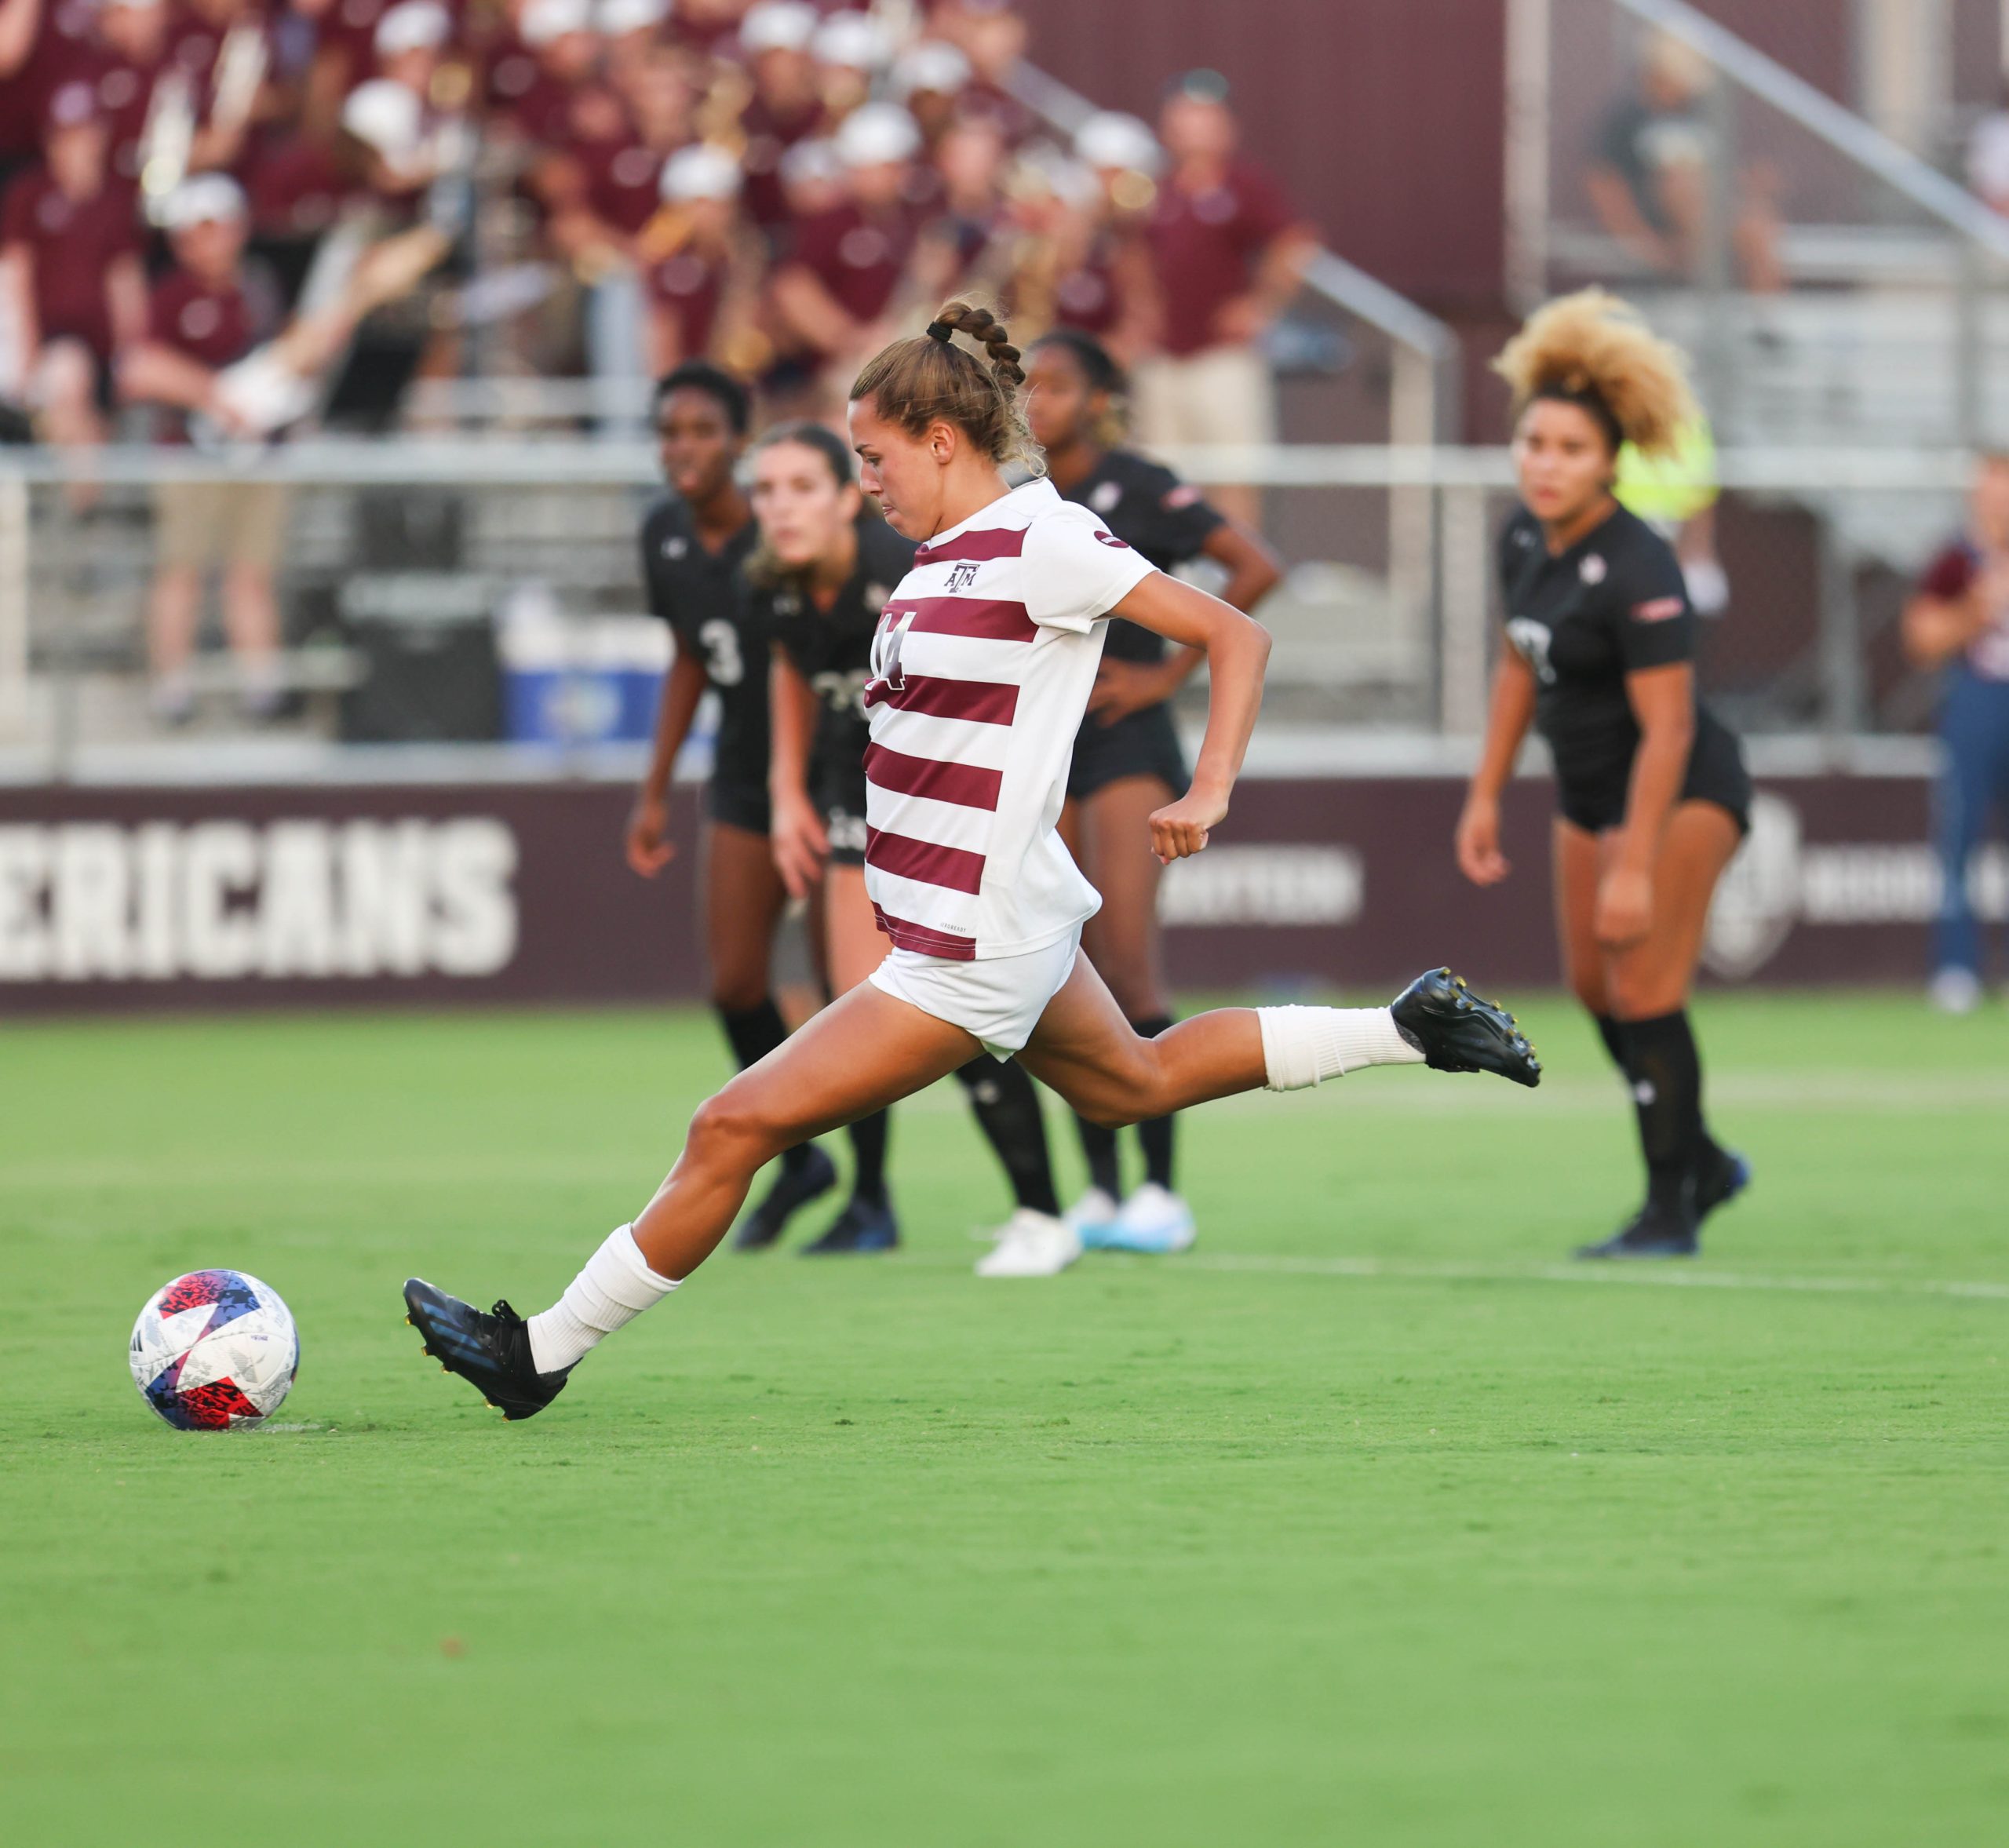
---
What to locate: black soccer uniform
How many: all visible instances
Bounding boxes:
[1498,502,1750,835]
[640,497,768,833]
[1059,450,1223,800]
[759,518,917,867]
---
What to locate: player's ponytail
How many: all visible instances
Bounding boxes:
[850,300,1042,472]
[1492,289,1698,459]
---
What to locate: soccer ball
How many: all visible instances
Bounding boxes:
[129,1270,300,1431]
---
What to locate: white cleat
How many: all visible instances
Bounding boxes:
[975,1209,1082,1278]
[1928,968,1982,1015]
[1099,1183,1197,1256]
[1063,1187,1121,1248]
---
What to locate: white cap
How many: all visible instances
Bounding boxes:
[812,10,891,72]
[660,142,742,202]
[1013,147,1098,209]
[1074,110,1162,175]
[596,0,666,33]
[164,172,248,228]
[520,0,595,46]
[891,39,970,100]
[341,78,425,159]
[374,1,450,58]
[833,101,919,169]
[739,1,816,54]
[779,136,841,190]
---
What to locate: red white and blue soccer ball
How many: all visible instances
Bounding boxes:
[129,1270,299,1431]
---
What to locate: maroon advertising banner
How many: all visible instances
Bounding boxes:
[0,776,1985,1015]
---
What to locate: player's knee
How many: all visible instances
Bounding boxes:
[685,1089,778,1172]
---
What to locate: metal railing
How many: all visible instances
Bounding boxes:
[0,439,1974,787]
[1509,0,2009,441]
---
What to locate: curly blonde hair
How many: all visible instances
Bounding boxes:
[1491,289,1698,457]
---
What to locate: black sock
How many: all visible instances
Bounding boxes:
[847,1109,890,1208]
[955,1057,1062,1217]
[717,1000,815,1174]
[1617,1010,1702,1217]
[1593,1012,1629,1074]
[1130,1014,1176,1190]
[1074,1114,1121,1199]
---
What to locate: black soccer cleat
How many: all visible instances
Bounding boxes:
[403,1278,572,1420]
[798,1194,901,1256]
[734,1143,839,1251]
[1391,968,1541,1088]
[1695,1146,1751,1223]
[1575,1203,1699,1261]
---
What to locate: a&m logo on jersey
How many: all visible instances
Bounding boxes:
[946,561,981,592]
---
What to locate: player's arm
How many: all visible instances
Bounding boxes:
[1602,661,1697,947]
[767,652,828,898]
[1456,651,1537,888]
[768,263,864,359]
[0,242,36,381]
[0,0,44,77]
[1089,516,1280,723]
[625,647,709,877]
[1106,571,1271,862]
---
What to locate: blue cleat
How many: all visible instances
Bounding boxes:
[798,1194,900,1255]
[403,1279,571,1420]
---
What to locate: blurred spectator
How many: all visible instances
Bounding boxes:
[1056,112,1160,363]
[929,0,1032,144]
[118,175,289,724]
[1902,452,2009,1014]
[665,0,747,60]
[341,1,461,202]
[497,0,601,144]
[768,100,922,406]
[71,0,169,212]
[906,112,1007,304]
[735,2,824,235]
[0,80,146,493]
[640,141,751,374]
[892,37,972,154]
[1616,414,1727,615]
[1585,31,1783,293]
[1967,81,2009,217]
[810,9,891,122]
[1131,71,1312,529]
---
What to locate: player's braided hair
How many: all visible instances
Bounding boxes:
[1491,289,1698,458]
[850,300,1042,471]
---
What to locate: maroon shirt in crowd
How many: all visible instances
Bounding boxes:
[642,242,724,358]
[1146,159,1296,357]
[738,92,822,231]
[0,1,97,166]
[1,165,137,358]
[786,201,914,322]
[575,133,669,236]
[144,263,276,440]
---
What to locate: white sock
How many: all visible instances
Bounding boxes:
[527,1223,679,1374]
[1256,1006,1424,1091]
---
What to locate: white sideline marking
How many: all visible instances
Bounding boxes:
[1180,1252,2009,1303]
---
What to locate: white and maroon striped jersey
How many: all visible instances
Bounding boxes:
[861,478,1158,960]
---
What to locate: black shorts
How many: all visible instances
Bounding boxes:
[1556,717,1752,837]
[1067,702,1188,803]
[822,804,868,868]
[707,778,771,836]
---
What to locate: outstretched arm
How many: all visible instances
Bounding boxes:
[1104,571,1271,862]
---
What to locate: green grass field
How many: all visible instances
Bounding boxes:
[4,993,2007,1846]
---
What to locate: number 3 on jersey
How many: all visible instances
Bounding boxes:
[696,618,743,687]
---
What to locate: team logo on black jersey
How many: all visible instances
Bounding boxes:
[1579,553,1607,585]
[1090,480,1123,513]
[662,535,688,560]
[946,561,981,592]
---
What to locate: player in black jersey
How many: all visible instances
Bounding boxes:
[1458,292,1752,1259]
[626,364,840,1249]
[750,421,1072,1264]
[1023,331,1282,1257]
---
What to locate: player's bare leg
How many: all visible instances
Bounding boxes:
[403,983,975,1417]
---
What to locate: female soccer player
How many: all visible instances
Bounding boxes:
[1455,290,1750,1260]
[405,302,1539,1418]
[624,363,837,1249]
[750,420,1072,1265]
[1023,330,1282,1260]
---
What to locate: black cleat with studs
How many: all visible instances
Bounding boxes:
[1391,968,1542,1088]
[403,1278,572,1421]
